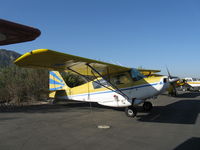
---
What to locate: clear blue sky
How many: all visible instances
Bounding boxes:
[1,0,200,77]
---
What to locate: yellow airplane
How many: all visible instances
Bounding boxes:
[182,78,200,91]
[14,49,170,117]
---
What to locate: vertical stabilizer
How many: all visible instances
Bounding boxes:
[49,71,70,99]
[49,71,67,91]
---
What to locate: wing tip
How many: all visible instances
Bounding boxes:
[14,49,49,65]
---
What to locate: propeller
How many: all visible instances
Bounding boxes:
[166,67,179,83]
[166,67,180,96]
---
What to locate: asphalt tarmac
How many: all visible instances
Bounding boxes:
[0,91,200,150]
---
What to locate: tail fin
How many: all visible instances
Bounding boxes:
[49,71,70,99]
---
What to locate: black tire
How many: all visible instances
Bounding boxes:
[125,106,137,117]
[143,102,153,112]
[52,99,59,104]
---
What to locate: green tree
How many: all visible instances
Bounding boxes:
[0,65,48,104]
[0,65,86,104]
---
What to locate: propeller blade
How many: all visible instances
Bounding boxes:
[166,67,172,79]
[166,67,180,82]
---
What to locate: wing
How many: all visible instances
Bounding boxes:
[14,49,131,77]
[0,19,41,45]
[138,68,161,76]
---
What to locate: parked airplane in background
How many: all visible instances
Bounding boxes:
[14,49,170,117]
[182,78,200,91]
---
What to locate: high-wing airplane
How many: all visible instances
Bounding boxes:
[14,49,170,117]
[182,78,200,91]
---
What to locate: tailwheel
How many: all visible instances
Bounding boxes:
[143,102,153,112]
[125,106,137,117]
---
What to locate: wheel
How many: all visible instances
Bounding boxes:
[143,102,153,112]
[125,106,137,117]
[52,99,60,104]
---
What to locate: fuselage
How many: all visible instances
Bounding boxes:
[184,78,200,88]
[54,70,169,107]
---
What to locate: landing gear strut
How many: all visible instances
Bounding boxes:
[143,102,153,112]
[125,106,137,117]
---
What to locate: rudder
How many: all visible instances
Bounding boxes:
[49,71,70,99]
[49,71,68,90]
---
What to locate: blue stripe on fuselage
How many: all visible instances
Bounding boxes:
[70,82,163,98]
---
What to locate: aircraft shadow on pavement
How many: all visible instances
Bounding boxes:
[0,101,112,113]
[176,92,200,98]
[1,97,200,125]
[173,137,200,150]
[137,99,200,124]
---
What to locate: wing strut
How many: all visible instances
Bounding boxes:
[68,66,129,100]
[86,64,130,99]
[67,63,129,100]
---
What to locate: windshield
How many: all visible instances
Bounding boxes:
[130,68,145,81]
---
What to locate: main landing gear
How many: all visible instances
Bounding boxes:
[125,101,153,117]
[125,106,137,117]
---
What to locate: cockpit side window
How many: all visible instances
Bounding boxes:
[110,73,131,85]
